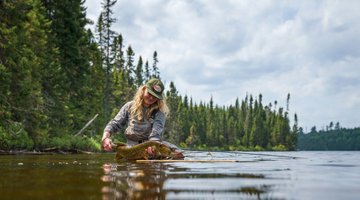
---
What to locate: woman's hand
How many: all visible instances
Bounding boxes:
[101,131,113,151]
[145,146,155,156]
[102,137,113,151]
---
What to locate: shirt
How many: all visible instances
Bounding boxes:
[104,101,166,141]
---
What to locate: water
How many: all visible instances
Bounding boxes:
[0,151,359,199]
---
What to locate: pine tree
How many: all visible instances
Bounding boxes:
[125,45,135,85]
[111,34,132,111]
[0,0,56,147]
[289,113,299,150]
[43,0,95,133]
[164,82,180,142]
[143,60,150,80]
[135,56,144,87]
[98,0,117,119]
[152,51,159,78]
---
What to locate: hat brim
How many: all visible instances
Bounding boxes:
[147,87,163,99]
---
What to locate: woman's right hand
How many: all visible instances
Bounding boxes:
[102,137,113,151]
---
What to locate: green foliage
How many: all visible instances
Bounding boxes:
[254,145,264,151]
[48,135,101,152]
[165,91,298,151]
[272,144,287,151]
[88,137,102,151]
[0,122,34,150]
[298,126,360,150]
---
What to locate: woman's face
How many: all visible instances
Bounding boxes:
[143,89,158,107]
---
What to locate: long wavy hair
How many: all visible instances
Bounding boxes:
[130,85,169,121]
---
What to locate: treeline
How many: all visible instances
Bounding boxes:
[0,0,297,152]
[164,89,298,150]
[298,124,360,150]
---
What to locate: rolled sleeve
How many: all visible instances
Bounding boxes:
[148,111,166,141]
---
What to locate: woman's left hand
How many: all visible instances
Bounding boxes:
[145,146,154,156]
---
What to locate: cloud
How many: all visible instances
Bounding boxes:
[85,0,360,129]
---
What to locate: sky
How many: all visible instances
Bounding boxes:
[84,0,360,131]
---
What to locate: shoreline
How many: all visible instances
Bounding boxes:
[0,148,98,155]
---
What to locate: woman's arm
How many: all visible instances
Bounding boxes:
[148,111,166,141]
[102,101,132,151]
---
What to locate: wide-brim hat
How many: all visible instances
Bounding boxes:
[146,78,164,99]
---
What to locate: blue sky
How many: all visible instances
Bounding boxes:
[85,0,360,131]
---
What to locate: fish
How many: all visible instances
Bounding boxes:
[113,141,184,161]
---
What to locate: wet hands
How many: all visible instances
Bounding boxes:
[102,131,113,151]
[102,138,113,151]
[145,146,155,157]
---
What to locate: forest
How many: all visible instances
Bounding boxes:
[298,125,360,150]
[0,0,298,152]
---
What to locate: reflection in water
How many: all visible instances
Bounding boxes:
[101,162,168,199]
[2,152,358,199]
[1,152,359,199]
[97,151,360,199]
[100,159,270,199]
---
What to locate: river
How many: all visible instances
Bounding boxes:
[0,151,359,199]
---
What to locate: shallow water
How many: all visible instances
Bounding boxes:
[0,151,359,199]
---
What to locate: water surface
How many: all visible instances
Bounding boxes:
[0,151,359,199]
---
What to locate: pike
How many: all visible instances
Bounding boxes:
[112,141,185,161]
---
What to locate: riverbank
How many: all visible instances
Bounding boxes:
[0,148,98,155]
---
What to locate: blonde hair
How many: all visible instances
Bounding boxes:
[130,85,169,120]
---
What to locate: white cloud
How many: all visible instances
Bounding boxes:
[85,0,360,130]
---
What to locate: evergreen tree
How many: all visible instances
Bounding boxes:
[110,34,133,112]
[135,56,144,87]
[98,0,117,119]
[335,122,341,130]
[124,45,135,85]
[164,82,181,143]
[152,51,159,78]
[289,113,299,150]
[0,0,57,147]
[43,0,95,132]
[143,60,150,80]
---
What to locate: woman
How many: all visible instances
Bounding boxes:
[101,78,172,153]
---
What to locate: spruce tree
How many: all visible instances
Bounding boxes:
[43,0,95,132]
[152,51,159,78]
[135,56,144,87]
[98,0,117,119]
[0,0,56,147]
